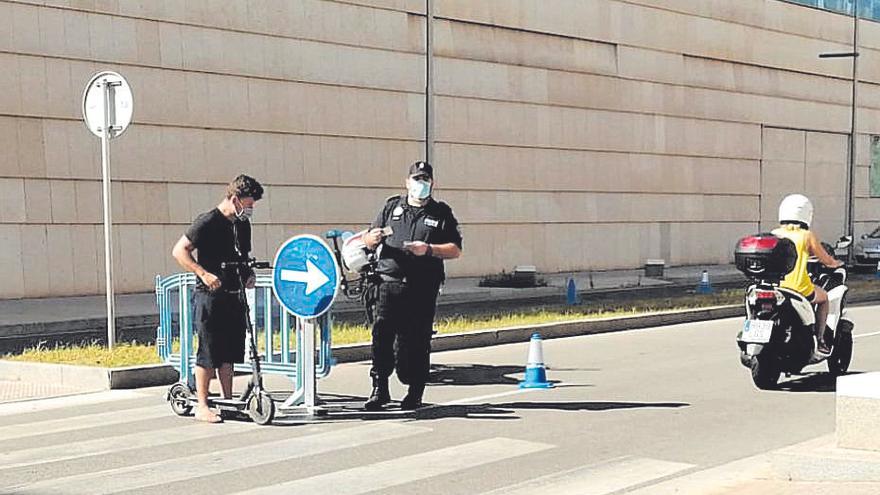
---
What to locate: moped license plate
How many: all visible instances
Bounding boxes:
[742,319,774,344]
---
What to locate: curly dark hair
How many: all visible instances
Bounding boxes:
[226,174,264,200]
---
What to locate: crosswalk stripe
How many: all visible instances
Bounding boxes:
[483,456,696,495]
[1,420,254,470]
[0,405,168,442]
[233,437,554,495]
[0,390,146,417]
[1,422,430,495]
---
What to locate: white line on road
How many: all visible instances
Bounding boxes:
[482,456,696,495]
[854,331,880,339]
[436,388,534,406]
[1,422,430,495]
[0,405,168,442]
[0,390,146,417]
[0,420,254,470]
[232,437,553,495]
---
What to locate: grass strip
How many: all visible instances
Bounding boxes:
[7,280,880,368]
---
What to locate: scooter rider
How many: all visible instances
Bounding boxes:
[171,175,264,423]
[772,194,843,354]
[362,161,462,411]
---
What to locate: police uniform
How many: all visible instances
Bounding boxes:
[368,183,462,405]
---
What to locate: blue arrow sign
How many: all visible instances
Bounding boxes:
[272,235,340,319]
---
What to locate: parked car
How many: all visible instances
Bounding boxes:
[853,226,880,267]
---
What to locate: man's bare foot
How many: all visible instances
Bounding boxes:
[195,407,223,423]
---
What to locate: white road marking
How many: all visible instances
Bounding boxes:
[0,405,168,442]
[1,422,430,494]
[233,437,553,495]
[482,456,696,495]
[0,390,146,417]
[0,420,253,470]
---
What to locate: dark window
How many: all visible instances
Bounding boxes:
[780,0,880,21]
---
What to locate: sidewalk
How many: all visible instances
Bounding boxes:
[629,434,880,494]
[0,263,745,329]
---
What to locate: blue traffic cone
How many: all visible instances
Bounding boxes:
[566,278,579,305]
[519,333,553,389]
[697,270,713,294]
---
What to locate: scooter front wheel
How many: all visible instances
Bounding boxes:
[168,383,193,416]
[248,391,275,426]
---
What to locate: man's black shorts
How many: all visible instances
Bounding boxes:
[192,290,247,369]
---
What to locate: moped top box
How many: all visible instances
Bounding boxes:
[734,234,797,281]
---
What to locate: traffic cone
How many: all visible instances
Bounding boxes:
[566,278,580,305]
[519,333,553,389]
[697,270,713,294]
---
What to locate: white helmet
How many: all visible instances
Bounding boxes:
[341,230,372,273]
[778,194,814,228]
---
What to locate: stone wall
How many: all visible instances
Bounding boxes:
[0,0,878,297]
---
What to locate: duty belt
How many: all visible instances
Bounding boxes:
[379,274,407,284]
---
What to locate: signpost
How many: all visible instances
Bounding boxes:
[271,235,340,412]
[82,71,133,349]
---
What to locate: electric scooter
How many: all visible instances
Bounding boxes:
[166,258,276,425]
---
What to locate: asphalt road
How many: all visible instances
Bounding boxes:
[2,305,880,494]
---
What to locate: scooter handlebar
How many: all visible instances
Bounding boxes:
[220,259,272,270]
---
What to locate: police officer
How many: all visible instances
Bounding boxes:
[171,174,264,423]
[362,161,462,411]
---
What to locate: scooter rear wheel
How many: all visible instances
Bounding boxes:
[248,391,275,426]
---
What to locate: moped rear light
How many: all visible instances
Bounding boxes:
[755,290,777,300]
[738,236,778,250]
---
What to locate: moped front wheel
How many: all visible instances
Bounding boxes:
[828,331,854,376]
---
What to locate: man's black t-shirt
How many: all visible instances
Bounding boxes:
[371,195,462,285]
[185,208,251,291]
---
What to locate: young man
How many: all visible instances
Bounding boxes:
[772,194,843,354]
[362,161,462,410]
[172,175,264,423]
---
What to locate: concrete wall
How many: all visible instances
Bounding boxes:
[0,0,878,298]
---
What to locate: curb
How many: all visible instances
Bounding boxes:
[0,361,178,391]
[0,275,749,353]
[331,305,744,363]
[8,295,880,393]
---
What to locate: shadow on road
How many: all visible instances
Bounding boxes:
[428,363,525,386]
[413,400,689,420]
[776,370,864,393]
[490,401,690,412]
[427,363,596,386]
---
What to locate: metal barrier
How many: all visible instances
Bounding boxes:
[155,272,334,409]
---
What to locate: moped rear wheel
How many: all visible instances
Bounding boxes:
[750,354,780,390]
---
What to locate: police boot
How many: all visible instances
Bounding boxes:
[400,383,425,410]
[364,377,391,411]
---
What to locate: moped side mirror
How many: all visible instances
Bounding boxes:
[836,236,853,250]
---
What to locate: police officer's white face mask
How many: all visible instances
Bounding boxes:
[407,178,432,200]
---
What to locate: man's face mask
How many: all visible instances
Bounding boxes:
[407,176,432,200]
[234,197,254,221]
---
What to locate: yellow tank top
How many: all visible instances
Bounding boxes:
[771,224,814,297]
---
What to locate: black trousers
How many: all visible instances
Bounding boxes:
[370,280,440,385]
